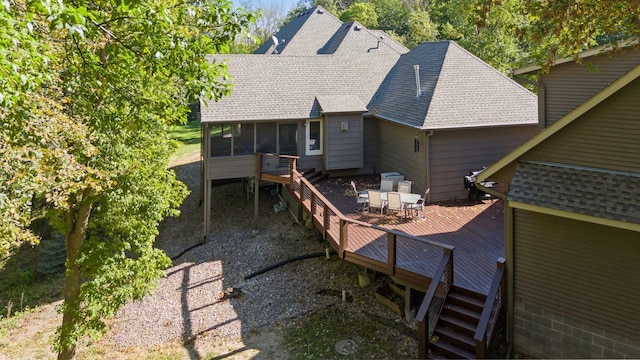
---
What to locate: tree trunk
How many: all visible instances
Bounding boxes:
[58,191,92,360]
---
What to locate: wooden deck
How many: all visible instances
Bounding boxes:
[305,176,505,295]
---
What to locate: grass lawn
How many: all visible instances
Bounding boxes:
[169,120,201,163]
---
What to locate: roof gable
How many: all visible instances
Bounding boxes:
[254,6,343,55]
[374,41,537,129]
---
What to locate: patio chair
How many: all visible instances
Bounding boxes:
[380,179,394,192]
[367,190,387,214]
[351,180,369,212]
[397,180,412,194]
[405,188,430,218]
[386,192,404,218]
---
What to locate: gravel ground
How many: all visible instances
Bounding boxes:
[100,155,419,358]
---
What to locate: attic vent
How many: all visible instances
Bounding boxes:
[414,65,423,97]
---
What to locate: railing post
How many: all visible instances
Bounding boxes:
[418,318,428,359]
[387,233,396,275]
[323,203,329,239]
[445,248,453,288]
[289,158,296,186]
[339,219,348,258]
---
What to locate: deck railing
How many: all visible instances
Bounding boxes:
[416,249,454,359]
[290,170,456,355]
[474,257,506,358]
[256,153,297,184]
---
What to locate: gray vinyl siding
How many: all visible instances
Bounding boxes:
[324,114,363,170]
[377,121,427,195]
[540,48,640,127]
[524,77,640,173]
[206,156,256,180]
[363,116,379,172]
[512,209,640,351]
[429,126,536,202]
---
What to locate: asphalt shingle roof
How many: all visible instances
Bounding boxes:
[374,41,537,129]
[203,12,536,130]
[316,95,367,113]
[254,6,343,55]
[201,50,401,121]
[508,161,640,225]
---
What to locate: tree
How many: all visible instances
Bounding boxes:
[514,0,640,68]
[340,2,378,28]
[404,9,439,48]
[233,1,288,53]
[0,1,254,359]
[430,0,527,73]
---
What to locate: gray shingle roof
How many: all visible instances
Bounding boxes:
[508,161,640,225]
[254,6,343,55]
[317,95,367,113]
[201,50,401,121]
[374,41,538,129]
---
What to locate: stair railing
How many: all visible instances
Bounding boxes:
[474,257,506,358]
[416,248,454,359]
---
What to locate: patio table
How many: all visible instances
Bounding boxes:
[365,191,422,218]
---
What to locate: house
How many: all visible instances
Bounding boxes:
[477,41,640,358]
[200,6,538,234]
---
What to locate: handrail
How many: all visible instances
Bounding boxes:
[474,257,506,359]
[257,153,300,186]
[416,250,454,359]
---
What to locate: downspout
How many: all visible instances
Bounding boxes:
[511,70,546,131]
[425,130,434,202]
[504,187,515,355]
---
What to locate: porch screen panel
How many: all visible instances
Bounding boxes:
[210,123,231,157]
[256,123,277,153]
[233,123,254,155]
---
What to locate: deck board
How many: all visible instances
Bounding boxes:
[313,177,505,295]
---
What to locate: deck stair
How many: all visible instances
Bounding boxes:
[429,286,486,359]
[301,168,326,184]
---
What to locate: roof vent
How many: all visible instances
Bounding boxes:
[317,8,324,14]
[367,36,384,52]
[270,36,285,54]
[354,25,362,31]
[414,65,423,98]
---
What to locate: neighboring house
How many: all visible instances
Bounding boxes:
[200,6,538,233]
[477,41,640,358]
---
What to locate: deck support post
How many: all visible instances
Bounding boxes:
[253,175,259,223]
[203,179,211,242]
[405,286,414,321]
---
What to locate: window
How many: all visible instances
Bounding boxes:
[306,119,322,156]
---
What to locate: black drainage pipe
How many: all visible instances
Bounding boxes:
[244,250,337,280]
[171,242,206,261]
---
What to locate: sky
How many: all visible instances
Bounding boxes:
[233,0,301,16]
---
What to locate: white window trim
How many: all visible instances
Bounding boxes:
[305,119,323,156]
